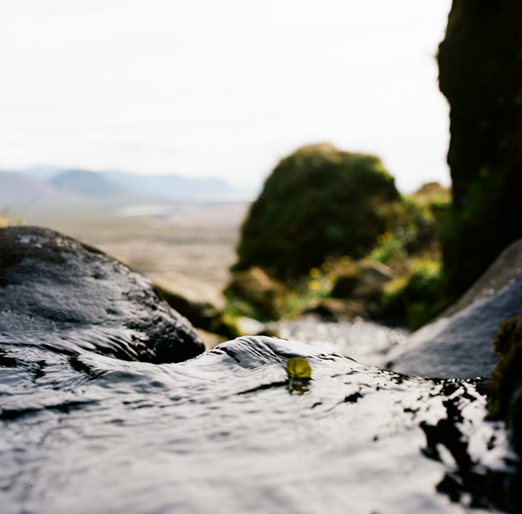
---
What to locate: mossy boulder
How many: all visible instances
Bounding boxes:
[233,143,401,282]
[225,267,288,321]
[332,262,392,298]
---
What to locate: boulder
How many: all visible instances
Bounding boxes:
[332,261,392,301]
[305,262,392,322]
[226,266,288,320]
[148,270,226,333]
[0,226,205,363]
[386,239,522,379]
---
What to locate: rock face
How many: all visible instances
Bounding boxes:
[387,239,522,379]
[0,226,205,363]
[438,1,522,298]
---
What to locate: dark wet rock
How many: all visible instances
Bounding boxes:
[387,239,522,379]
[0,226,204,363]
[438,1,522,298]
[0,335,516,512]
[511,386,522,456]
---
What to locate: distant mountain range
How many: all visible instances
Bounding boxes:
[100,171,233,200]
[0,168,256,214]
[50,170,133,197]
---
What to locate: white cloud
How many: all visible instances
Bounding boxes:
[0,0,452,191]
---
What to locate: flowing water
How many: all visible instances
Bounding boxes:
[0,329,517,514]
[276,315,408,367]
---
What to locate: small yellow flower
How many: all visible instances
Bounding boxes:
[309,268,321,278]
[376,232,392,244]
[321,261,332,272]
[308,279,321,292]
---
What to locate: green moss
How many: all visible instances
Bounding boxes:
[225,267,288,321]
[380,260,443,330]
[367,183,450,267]
[282,272,334,320]
[488,316,522,420]
[233,143,401,282]
[228,142,449,325]
[367,233,407,264]
[224,265,333,323]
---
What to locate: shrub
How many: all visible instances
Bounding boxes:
[225,267,289,321]
[233,143,401,282]
[380,260,443,330]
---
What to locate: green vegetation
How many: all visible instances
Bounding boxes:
[226,145,451,331]
[380,260,444,330]
[233,143,402,282]
[224,265,333,322]
[0,210,25,227]
[488,316,522,421]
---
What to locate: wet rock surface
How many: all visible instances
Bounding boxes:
[387,240,522,379]
[0,226,205,363]
[0,335,518,513]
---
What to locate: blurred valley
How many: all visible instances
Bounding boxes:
[0,168,252,288]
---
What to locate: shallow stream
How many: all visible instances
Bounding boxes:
[1,327,517,514]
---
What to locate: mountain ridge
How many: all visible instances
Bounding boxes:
[0,168,255,214]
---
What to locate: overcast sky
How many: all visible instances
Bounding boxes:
[0,0,452,192]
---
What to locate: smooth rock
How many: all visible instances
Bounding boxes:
[387,239,522,379]
[0,226,204,363]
